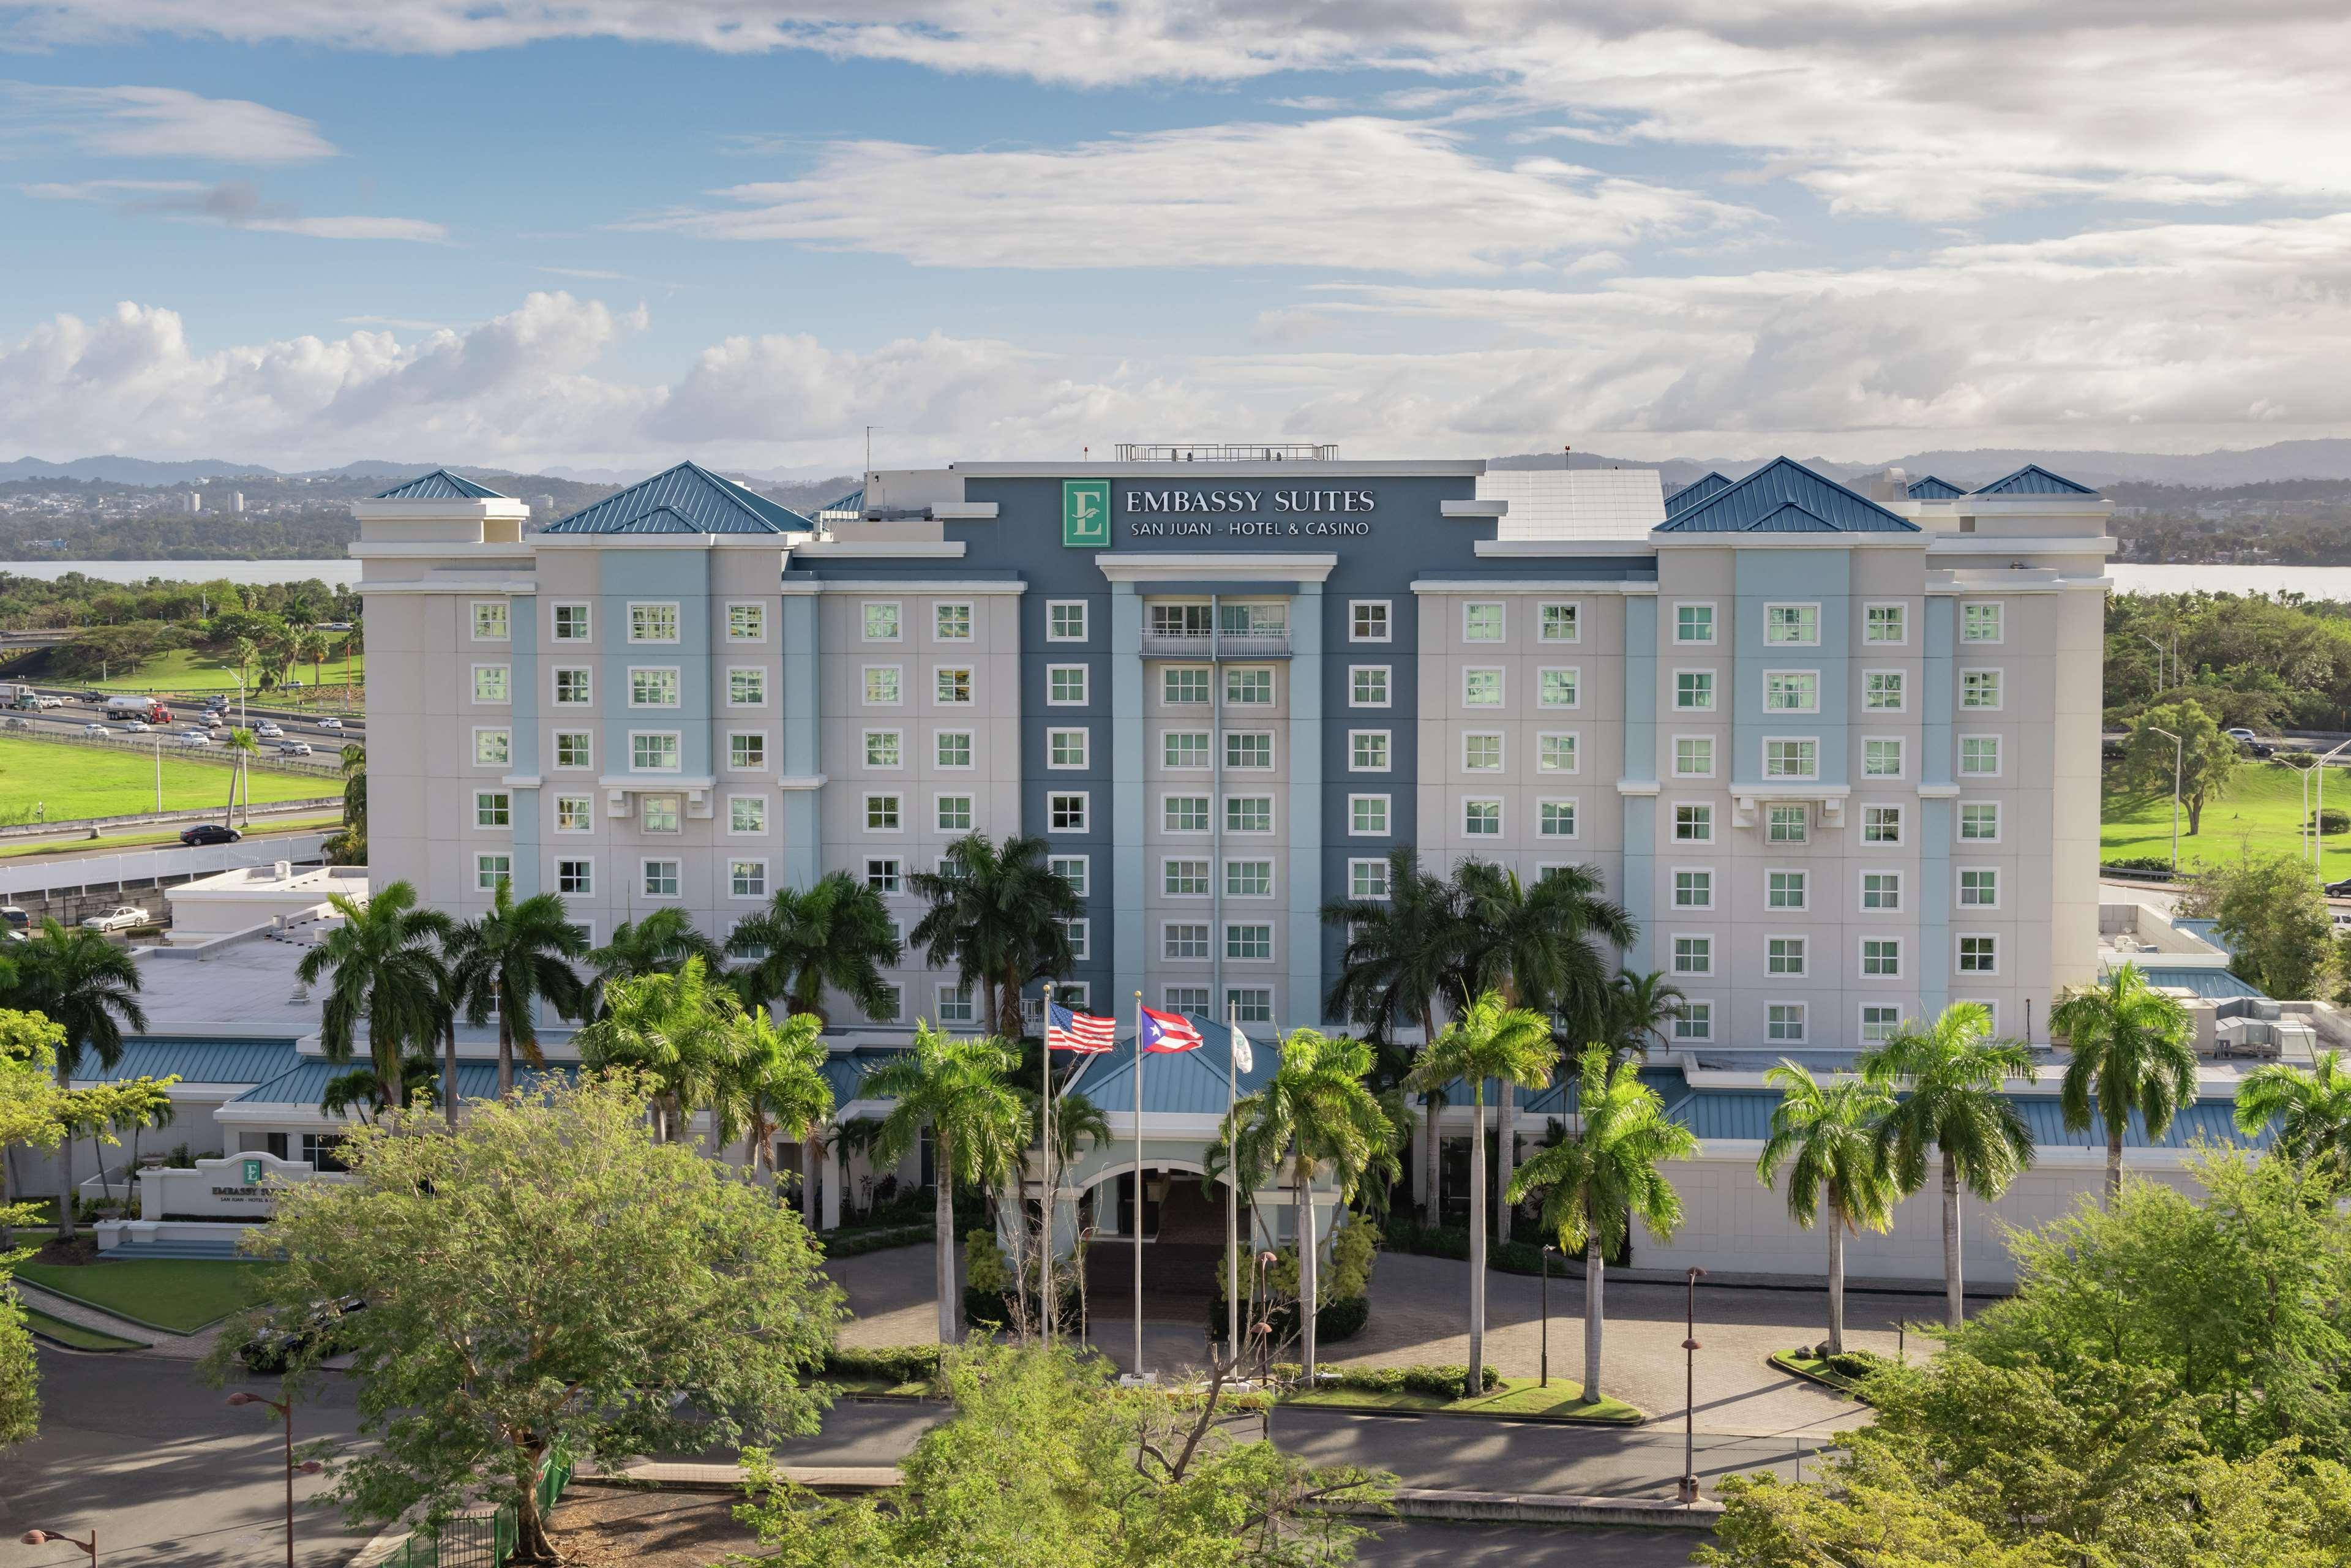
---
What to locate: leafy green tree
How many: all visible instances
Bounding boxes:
[321,1053,441,1118]
[860,1026,1027,1344]
[727,871,902,1024]
[206,1075,842,1567]
[1757,1064,1897,1354]
[586,907,726,1013]
[2050,964,2198,1203]
[2237,1049,2351,1178]
[907,833,1081,1038]
[2121,697,2238,836]
[0,1011,66,1251]
[725,1009,834,1226]
[6,918,146,1238]
[1509,1048,1697,1404]
[2186,852,2339,1000]
[296,882,448,1119]
[576,957,746,1144]
[1404,994,1556,1395]
[1596,970,1687,1067]
[446,880,590,1099]
[1859,1002,2039,1326]
[323,743,366,866]
[220,725,255,828]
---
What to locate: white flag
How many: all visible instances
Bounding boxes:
[1229,1024,1254,1075]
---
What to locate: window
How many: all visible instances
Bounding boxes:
[1164,985,1211,1014]
[866,793,901,831]
[1962,602,2004,643]
[727,602,766,642]
[1861,871,1902,910]
[1227,732,1273,770]
[1050,793,1089,832]
[730,860,768,899]
[1674,805,1714,842]
[553,731,591,769]
[728,667,767,707]
[473,665,509,704]
[1226,860,1273,898]
[629,603,680,643]
[1764,739,1818,779]
[936,667,973,705]
[1961,802,2001,841]
[1349,857,1391,899]
[937,795,973,833]
[1768,805,1809,844]
[1048,601,1087,642]
[1865,671,1906,711]
[630,732,680,772]
[1164,667,1210,705]
[1767,1003,1806,1043]
[642,860,680,898]
[730,796,767,834]
[1674,869,1713,909]
[1960,737,2001,776]
[1462,733,1502,771]
[475,729,510,767]
[1861,1005,1902,1044]
[1226,988,1273,1026]
[864,730,902,768]
[1676,603,1715,644]
[1863,805,1903,844]
[1862,938,1900,978]
[864,666,902,706]
[1960,868,2000,908]
[868,986,902,1024]
[470,600,509,642]
[1765,604,1820,645]
[641,795,681,834]
[1165,858,1209,896]
[1350,795,1390,836]
[1959,935,1999,973]
[1351,666,1390,708]
[1463,603,1505,642]
[627,667,679,708]
[1676,670,1715,711]
[1463,799,1502,836]
[934,602,972,640]
[1764,672,1818,713]
[474,852,510,890]
[1047,665,1087,706]
[1061,918,1090,962]
[1539,669,1579,708]
[1463,669,1502,707]
[1768,870,1807,910]
[1166,796,1210,833]
[1164,730,1211,769]
[1864,604,1907,644]
[865,858,902,895]
[729,732,767,770]
[1674,1001,1713,1041]
[935,730,972,769]
[863,602,901,642]
[1227,796,1272,833]
[1540,602,1580,643]
[1226,924,1273,962]
[1539,800,1578,838]
[1672,936,1712,976]
[1855,738,1902,778]
[1351,731,1390,771]
[1962,670,2003,710]
[937,985,976,1024]
[1226,668,1272,705]
[555,795,591,832]
[1165,923,1210,960]
[1351,601,1390,642]
[1152,604,1209,637]
[552,602,591,642]
[1674,737,1714,777]
[1539,733,1579,773]
[1046,727,1089,769]
[553,667,591,706]
[552,858,596,898]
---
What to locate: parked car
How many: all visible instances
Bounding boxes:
[317,716,343,730]
[179,824,241,846]
[2325,877,2351,898]
[80,722,111,737]
[239,1296,367,1375]
[253,721,283,738]
[1,907,29,942]
[276,741,313,757]
[80,906,148,932]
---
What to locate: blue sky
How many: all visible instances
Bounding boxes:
[0,3,2345,474]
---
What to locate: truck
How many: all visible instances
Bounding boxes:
[102,695,173,724]
[0,685,59,711]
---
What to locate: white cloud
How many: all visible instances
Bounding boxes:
[18,177,447,241]
[0,82,337,163]
[635,118,1753,274]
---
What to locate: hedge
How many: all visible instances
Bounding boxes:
[1208,1291,1369,1346]
[819,1223,932,1258]
[962,1283,1082,1335]
[823,1344,945,1384]
[1384,1218,1626,1274]
[1272,1361,1503,1397]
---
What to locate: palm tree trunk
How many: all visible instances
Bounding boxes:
[1943,1157,1964,1327]
[497,1001,515,1098]
[935,1131,959,1345]
[1496,1079,1516,1247]
[1583,1240,1606,1403]
[1467,1082,1488,1400]
[54,1056,76,1240]
[1295,1157,1319,1381]
[1422,1097,1441,1227]
[802,1129,820,1227]
[2106,1131,2124,1206]
[1826,1197,1847,1355]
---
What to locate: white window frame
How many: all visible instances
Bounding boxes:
[1046,664,1089,708]
[1959,801,2003,844]
[1162,729,1212,771]
[1047,727,1090,770]
[861,601,903,643]
[1461,797,1504,838]
[552,795,593,834]
[472,727,511,769]
[470,600,511,643]
[1537,667,1581,710]
[1461,732,1504,773]
[1671,866,1715,910]
[934,792,975,834]
[1162,666,1211,707]
[725,666,768,708]
[1349,665,1392,709]
[865,857,903,895]
[1960,668,2004,712]
[1461,667,1504,708]
[1225,730,1276,771]
[1223,921,1275,964]
[1763,736,1821,781]
[1673,668,1717,712]
[1348,857,1392,900]
[932,601,975,642]
[1859,935,1903,980]
[470,664,511,707]
[1862,669,1908,713]
[1671,735,1716,779]
[1960,601,2005,645]
[1163,857,1210,898]
[725,601,768,643]
[727,730,769,771]
[551,730,593,770]
[1860,1003,1904,1044]
[1958,866,2001,910]
[474,852,512,890]
[862,665,903,707]
[727,795,770,837]
[551,666,593,707]
[863,728,904,770]
[1049,855,1089,897]
[1046,600,1088,643]
[1537,732,1580,775]
[1958,734,2003,778]
[1674,601,1717,646]
[934,730,974,770]
[1764,868,1809,912]
[1163,920,1212,962]
[1861,736,1907,779]
[1348,729,1391,773]
[1859,869,1903,912]
[1048,792,1090,834]
[1348,793,1390,838]
[1460,601,1507,643]
[550,601,592,642]
[626,666,681,709]
[729,858,770,900]
[1861,803,1905,846]
[555,857,594,896]
[1224,666,1274,707]
[1957,932,2001,976]
[1162,795,1212,835]
[639,858,683,901]
[1537,797,1580,839]
[1766,935,1809,978]
[1539,601,1582,643]
[863,792,904,834]
[1763,602,1821,647]
[1674,999,1715,1042]
[1762,669,1820,715]
[474,790,511,830]
[1224,794,1275,835]
[932,665,975,707]
[1672,803,1714,843]
[1670,933,1714,977]
[628,730,681,773]
[626,601,681,645]
[1862,602,1909,646]
[1349,600,1392,643]
[1766,803,1811,845]
[1766,1001,1808,1043]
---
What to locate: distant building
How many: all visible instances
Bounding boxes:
[230,492,245,513]
[184,491,201,513]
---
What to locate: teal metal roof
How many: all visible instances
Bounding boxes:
[817,487,866,516]
[2137,966,2266,999]
[829,1046,912,1103]
[1663,472,1732,516]
[541,462,811,536]
[1065,1015,1275,1116]
[1655,457,1919,534]
[231,1059,573,1106]
[1905,475,1966,499]
[372,469,508,501]
[1971,464,2096,497]
[1668,1083,2267,1152]
[78,1035,302,1086]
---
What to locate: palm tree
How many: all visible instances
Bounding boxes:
[574,957,746,1144]
[7,918,146,1239]
[1404,994,1559,1397]
[1221,1028,1401,1379]
[321,1053,441,1118]
[220,726,256,829]
[724,1009,834,1224]
[907,833,1081,1037]
[324,743,366,865]
[1509,1048,1698,1404]
[447,880,590,1099]
[1859,1002,2038,1326]
[727,871,902,1024]
[2051,965,2197,1203]
[299,627,330,691]
[233,635,261,697]
[858,1026,1027,1344]
[295,880,450,1119]
[2235,1050,2351,1178]
[587,908,726,1015]
[340,620,364,692]
[1756,1063,1899,1354]
[1598,971,1687,1066]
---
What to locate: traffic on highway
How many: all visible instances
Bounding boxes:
[0,682,362,762]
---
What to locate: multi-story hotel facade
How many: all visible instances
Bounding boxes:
[354,449,2112,1054]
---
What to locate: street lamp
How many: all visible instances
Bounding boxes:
[19,1530,96,1565]
[2137,632,2166,694]
[1539,1244,1558,1387]
[2309,738,2351,883]
[228,1390,324,1568]
[2148,726,2182,876]
[1678,1266,1706,1506]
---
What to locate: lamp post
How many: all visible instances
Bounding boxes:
[1539,1244,1557,1387]
[1677,1266,1706,1506]
[2311,738,2351,883]
[19,1530,96,1566]
[2137,632,2166,694]
[228,1390,324,1568]
[2148,726,2182,876]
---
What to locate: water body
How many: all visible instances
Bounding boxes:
[2108,565,2351,600]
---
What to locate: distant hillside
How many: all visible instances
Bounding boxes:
[1488,439,2351,491]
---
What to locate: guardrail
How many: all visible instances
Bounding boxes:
[0,724,344,776]
[0,798,339,842]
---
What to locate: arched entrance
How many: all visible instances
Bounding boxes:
[1074,1161,1236,1323]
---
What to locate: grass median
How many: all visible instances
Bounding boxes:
[12,1258,273,1334]
[1286,1373,1643,1424]
[2103,758,2351,882]
[18,1304,150,1351]
[0,733,332,822]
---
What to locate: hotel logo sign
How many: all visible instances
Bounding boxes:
[1062,480,1111,548]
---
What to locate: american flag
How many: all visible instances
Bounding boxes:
[1047,1000,1117,1054]
[1141,1005,1205,1053]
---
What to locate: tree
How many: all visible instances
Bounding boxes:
[726,1009,834,1226]
[1403,994,1556,1396]
[321,1054,441,1119]
[1221,1029,1401,1379]
[586,907,726,1014]
[1596,970,1687,1067]
[296,882,449,1119]
[727,871,902,1025]
[1756,1064,1897,1355]
[1509,1048,1698,1404]
[447,880,590,1100]
[907,833,1081,1038]
[6,918,146,1239]
[298,626,330,689]
[1859,1002,2039,1326]
[2237,1050,2351,1178]
[858,1027,1027,1345]
[2121,697,2238,836]
[84,1075,176,1209]
[204,1076,842,1566]
[0,1011,66,1251]
[2050,965,2198,1202]
[574,957,746,1144]
[323,743,366,866]
[219,726,256,828]
[2185,852,2339,1000]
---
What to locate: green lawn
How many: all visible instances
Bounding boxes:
[11,1258,272,1333]
[0,808,340,859]
[2104,759,2351,882]
[19,1304,149,1351]
[0,734,334,822]
[84,640,364,697]
[1285,1374,1643,1424]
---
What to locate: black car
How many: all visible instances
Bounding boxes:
[240,1296,366,1373]
[179,824,241,846]
[2327,878,2351,899]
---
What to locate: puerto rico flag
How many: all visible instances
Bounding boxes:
[1141,1005,1205,1053]
[1047,1001,1117,1054]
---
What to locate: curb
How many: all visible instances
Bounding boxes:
[1338,1487,1723,1531]
[1280,1396,1647,1428]
[1767,1351,1870,1403]
[10,1274,227,1338]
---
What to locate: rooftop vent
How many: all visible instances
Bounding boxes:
[1112,443,1337,462]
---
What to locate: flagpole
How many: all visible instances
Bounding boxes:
[1040,981,1054,1352]
[1226,1000,1240,1365]
[1132,989,1145,1379]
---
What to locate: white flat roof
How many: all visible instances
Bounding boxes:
[1478,468,1665,541]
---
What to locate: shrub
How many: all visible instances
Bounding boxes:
[2311,809,2350,836]
[824,1344,944,1385]
[820,1223,929,1258]
[2101,854,2178,875]
[1272,1361,1501,1397]
[1823,1348,1895,1382]
[963,1228,1011,1296]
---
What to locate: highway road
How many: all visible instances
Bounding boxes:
[0,689,359,767]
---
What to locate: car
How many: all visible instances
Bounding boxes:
[317,716,343,730]
[179,824,241,846]
[0,907,29,942]
[2226,727,2260,743]
[80,906,148,932]
[204,694,229,710]
[80,722,111,737]
[199,711,224,728]
[177,731,211,747]
[2327,878,2351,898]
[253,721,283,738]
[123,720,150,733]
[275,741,313,757]
[239,1296,366,1374]
[79,691,105,703]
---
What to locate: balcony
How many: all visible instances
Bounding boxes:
[1139,630,1293,659]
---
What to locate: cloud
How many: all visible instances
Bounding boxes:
[19,177,448,241]
[633,118,1757,275]
[0,82,337,163]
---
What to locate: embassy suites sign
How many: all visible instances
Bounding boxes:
[1061,479,1380,547]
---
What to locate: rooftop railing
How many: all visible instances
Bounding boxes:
[1112,443,1337,463]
